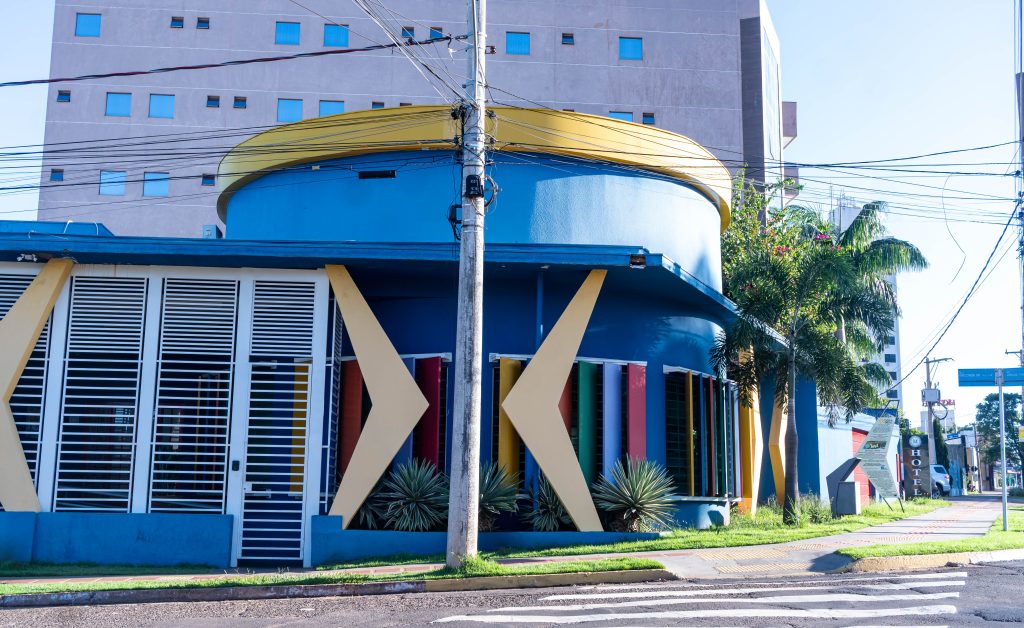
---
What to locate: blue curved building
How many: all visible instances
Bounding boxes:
[0,107,783,568]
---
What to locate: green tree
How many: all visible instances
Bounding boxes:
[932,417,949,468]
[974,392,1023,470]
[713,182,898,524]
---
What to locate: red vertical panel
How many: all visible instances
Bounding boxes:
[627,364,646,459]
[558,375,573,434]
[339,361,364,475]
[852,429,871,505]
[414,357,442,466]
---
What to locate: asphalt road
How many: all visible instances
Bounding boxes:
[3,561,1024,627]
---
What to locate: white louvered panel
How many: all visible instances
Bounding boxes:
[54,276,147,512]
[239,280,316,564]
[320,297,343,515]
[149,279,238,513]
[0,274,51,499]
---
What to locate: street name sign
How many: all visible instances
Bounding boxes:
[958,367,1024,387]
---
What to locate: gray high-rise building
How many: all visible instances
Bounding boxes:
[39,0,795,237]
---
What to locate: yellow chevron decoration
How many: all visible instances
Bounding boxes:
[0,259,73,512]
[325,265,429,528]
[502,270,606,532]
[737,352,763,516]
[768,398,787,506]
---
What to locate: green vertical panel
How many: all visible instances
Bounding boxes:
[577,361,599,486]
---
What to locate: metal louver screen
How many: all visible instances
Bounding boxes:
[239,280,316,563]
[149,278,239,513]
[0,274,51,499]
[54,276,147,512]
[320,297,343,515]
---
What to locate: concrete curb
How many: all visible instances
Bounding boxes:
[0,569,675,609]
[844,548,1024,573]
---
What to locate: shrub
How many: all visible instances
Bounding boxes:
[592,458,678,532]
[524,476,572,532]
[354,482,387,529]
[479,462,520,531]
[800,492,833,524]
[1010,487,1024,498]
[379,459,449,532]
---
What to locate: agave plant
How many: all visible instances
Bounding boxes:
[479,462,519,531]
[524,475,572,532]
[592,458,678,532]
[354,485,387,529]
[378,459,449,532]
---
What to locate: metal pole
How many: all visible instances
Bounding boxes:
[925,358,935,464]
[998,368,1009,531]
[446,0,487,568]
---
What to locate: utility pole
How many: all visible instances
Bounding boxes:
[446,0,487,568]
[996,368,1009,531]
[923,356,952,464]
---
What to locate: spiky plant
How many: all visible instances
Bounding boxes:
[592,458,678,532]
[379,459,449,532]
[479,462,519,531]
[524,476,572,532]
[354,486,387,529]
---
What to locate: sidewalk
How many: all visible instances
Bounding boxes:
[0,497,1005,589]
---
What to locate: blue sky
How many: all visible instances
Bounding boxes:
[0,1,1019,425]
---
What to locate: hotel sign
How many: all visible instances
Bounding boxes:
[902,434,931,498]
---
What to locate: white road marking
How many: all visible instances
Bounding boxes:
[543,580,965,600]
[492,591,959,613]
[434,604,958,623]
[582,571,968,590]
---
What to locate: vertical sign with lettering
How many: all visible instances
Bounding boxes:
[902,434,931,498]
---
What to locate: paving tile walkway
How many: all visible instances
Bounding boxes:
[0,497,1006,588]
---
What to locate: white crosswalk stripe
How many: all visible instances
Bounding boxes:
[433,569,968,625]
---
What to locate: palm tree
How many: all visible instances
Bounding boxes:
[715,189,916,525]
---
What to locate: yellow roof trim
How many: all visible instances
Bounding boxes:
[217,105,733,230]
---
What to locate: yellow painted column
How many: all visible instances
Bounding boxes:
[0,259,73,512]
[502,270,606,532]
[497,358,523,476]
[325,266,429,528]
[768,397,787,506]
[737,391,763,516]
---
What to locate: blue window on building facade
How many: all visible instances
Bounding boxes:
[371,101,385,109]
[49,169,64,182]
[207,95,220,108]
[319,100,345,117]
[619,37,643,60]
[506,32,530,55]
[275,21,300,45]
[430,26,443,39]
[201,174,216,186]
[143,172,170,197]
[608,111,633,122]
[324,23,348,46]
[277,98,303,123]
[562,33,575,45]
[99,170,126,196]
[105,93,131,117]
[197,17,210,29]
[642,112,656,125]
[234,96,247,109]
[57,90,71,103]
[170,16,184,29]
[75,13,101,37]
[401,26,415,39]
[149,94,175,119]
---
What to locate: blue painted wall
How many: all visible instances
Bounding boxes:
[30,513,233,567]
[225,151,723,291]
[0,512,36,562]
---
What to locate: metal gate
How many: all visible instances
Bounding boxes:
[237,281,317,564]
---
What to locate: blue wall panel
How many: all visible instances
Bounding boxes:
[32,513,233,567]
[795,376,822,497]
[0,512,36,562]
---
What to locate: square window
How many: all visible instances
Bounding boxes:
[170,16,184,29]
[99,170,126,196]
[886,390,899,399]
[324,23,349,47]
[277,98,303,123]
[201,174,216,186]
[884,353,897,363]
[275,21,301,45]
[641,112,655,125]
[143,172,170,197]
[75,13,101,37]
[197,17,210,29]
[319,100,345,116]
[233,96,247,109]
[148,94,175,118]
[430,26,443,39]
[371,101,385,109]
[56,90,71,103]
[207,95,220,108]
[506,32,530,55]
[561,33,574,45]
[888,371,898,381]
[608,111,633,122]
[619,36,643,60]
[401,26,415,39]
[105,92,131,117]
[399,102,412,107]
[50,168,64,182]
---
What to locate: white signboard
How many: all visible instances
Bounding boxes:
[856,415,900,500]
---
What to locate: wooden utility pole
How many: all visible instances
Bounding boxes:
[446,0,487,568]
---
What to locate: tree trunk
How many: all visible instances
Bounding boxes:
[783,347,800,525]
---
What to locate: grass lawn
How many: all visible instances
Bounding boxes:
[0,562,213,579]
[0,557,660,597]
[839,509,1024,560]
